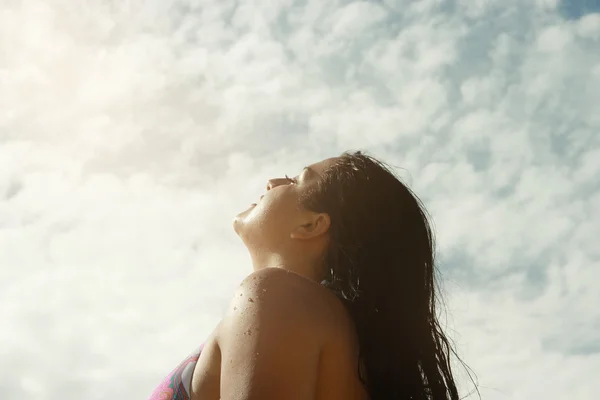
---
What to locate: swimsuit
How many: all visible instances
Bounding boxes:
[147,344,204,400]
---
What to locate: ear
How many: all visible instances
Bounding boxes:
[290,212,331,240]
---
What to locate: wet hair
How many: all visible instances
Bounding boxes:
[299,151,477,400]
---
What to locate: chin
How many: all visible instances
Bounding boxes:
[232,202,259,239]
[232,214,243,235]
[232,208,249,235]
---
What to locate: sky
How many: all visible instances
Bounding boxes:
[1,0,599,398]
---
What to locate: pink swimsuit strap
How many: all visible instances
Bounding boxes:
[147,343,204,400]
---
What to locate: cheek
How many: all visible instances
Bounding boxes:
[255,197,284,221]
[253,193,298,226]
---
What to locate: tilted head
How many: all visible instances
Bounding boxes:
[233,157,337,279]
[234,150,470,399]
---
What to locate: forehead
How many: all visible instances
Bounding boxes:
[306,157,339,175]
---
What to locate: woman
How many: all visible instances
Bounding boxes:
[148,151,471,400]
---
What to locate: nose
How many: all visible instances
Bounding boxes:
[266,178,288,191]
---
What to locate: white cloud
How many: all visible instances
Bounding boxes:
[1,0,599,399]
[330,1,387,37]
[536,25,574,52]
[576,13,600,38]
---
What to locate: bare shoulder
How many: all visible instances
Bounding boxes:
[214,268,339,398]
[215,267,355,358]
[229,267,347,326]
[220,268,326,329]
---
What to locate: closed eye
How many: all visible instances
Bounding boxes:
[284,175,297,184]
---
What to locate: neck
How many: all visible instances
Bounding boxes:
[249,251,324,283]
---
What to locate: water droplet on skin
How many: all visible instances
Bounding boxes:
[233,306,237,311]
[248,297,254,302]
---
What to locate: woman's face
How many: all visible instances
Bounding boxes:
[233,157,338,251]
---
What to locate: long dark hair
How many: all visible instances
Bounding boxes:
[299,150,476,399]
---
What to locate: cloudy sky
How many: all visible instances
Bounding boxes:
[1,0,599,398]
